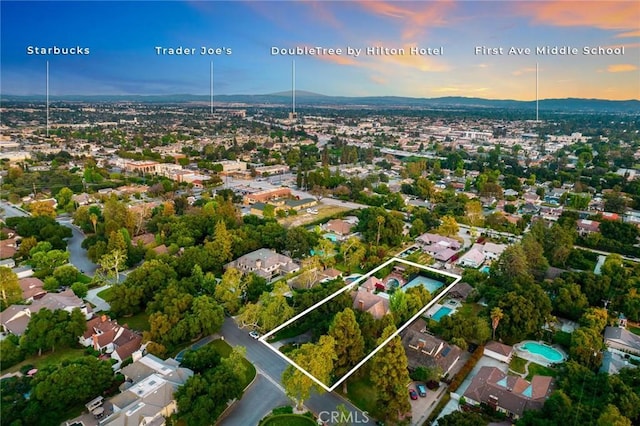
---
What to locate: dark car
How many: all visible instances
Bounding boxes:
[417,384,427,397]
[409,389,418,400]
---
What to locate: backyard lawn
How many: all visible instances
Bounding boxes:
[526,363,557,381]
[1,347,86,375]
[509,355,527,374]
[117,312,150,332]
[630,326,640,336]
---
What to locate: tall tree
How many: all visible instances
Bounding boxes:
[490,307,504,341]
[282,335,336,410]
[370,325,411,423]
[214,267,245,314]
[436,215,459,237]
[329,308,365,392]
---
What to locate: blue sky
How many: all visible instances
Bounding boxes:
[1,1,638,99]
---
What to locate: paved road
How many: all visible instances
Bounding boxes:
[219,318,376,425]
[56,217,98,276]
[220,375,292,426]
[0,201,29,220]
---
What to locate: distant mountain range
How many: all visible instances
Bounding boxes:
[2,91,639,113]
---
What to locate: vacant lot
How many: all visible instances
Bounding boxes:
[279,204,351,228]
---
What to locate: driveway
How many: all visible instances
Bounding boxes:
[409,381,448,426]
[85,285,111,312]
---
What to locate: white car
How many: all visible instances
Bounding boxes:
[249,331,260,339]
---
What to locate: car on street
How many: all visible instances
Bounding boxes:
[409,389,418,400]
[249,330,260,339]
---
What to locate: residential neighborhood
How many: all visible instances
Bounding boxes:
[1,3,640,423]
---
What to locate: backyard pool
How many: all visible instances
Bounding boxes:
[480,265,490,274]
[403,275,444,294]
[520,341,565,363]
[386,278,401,289]
[323,233,339,242]
[431,306,453,321]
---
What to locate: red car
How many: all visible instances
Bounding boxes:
[409,389,418,400]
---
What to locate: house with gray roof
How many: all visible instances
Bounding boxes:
[604,326,640,356]
[225,248,299,281]
[401,319,461,376]
[100,354,193,426]
[0,289,91,336]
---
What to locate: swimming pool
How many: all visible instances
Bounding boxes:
[324,233,339,242]
[520,342,564,363]
[431,306,453,321]
[480,265,490,274]
[403,275,444,294]
[386,278,400,289]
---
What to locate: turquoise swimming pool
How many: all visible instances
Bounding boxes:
[521,342,564,363]
[403,275,444,294]
[480,265,490,274]
[431,306,453,321]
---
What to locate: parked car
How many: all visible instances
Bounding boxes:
[417,384,427,397]
[249,330,260,339]
[409,389,418,400]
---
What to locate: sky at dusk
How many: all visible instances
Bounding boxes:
[1,1,639,100]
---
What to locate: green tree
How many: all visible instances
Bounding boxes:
[52,264,80,287]
[370,325,411,423]
[340,236,365,272]
[329,308,365,391]
[437,410,486,426]
[436,215,459,237]
[205,220,233,271]
[597,404,632,426]
[32,357,114,411]
[0,267,22,309]
[189,295,224,338]
[465,200,484,227]
[570,327,603,369]
[55,187,74,211]
[99,249,127,283]
[70,282,88,298]
[214,267,245,314]
[282,335,336,410]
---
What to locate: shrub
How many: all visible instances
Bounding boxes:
[448,345,484,391]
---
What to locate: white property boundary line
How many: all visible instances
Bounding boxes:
[259,257,462,392]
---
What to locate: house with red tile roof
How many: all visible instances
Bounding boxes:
[463,366,554,420]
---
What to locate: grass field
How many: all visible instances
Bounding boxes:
[509,355,527,374]
[97,286,114,300]
[279,204,351,228]
[1,347,86,375]
[117,312,150,332]
[526,363,557,381]
[343,377,380,418]
[629,326,640,336]
[209,339,256,388]
[261,414,316,426]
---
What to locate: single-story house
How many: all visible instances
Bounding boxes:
[484,341,514,363]
[604,326,640,356]
[458,248,485,268]
[18,277,46,302]
[463,366,554,420]
[447,282,474,301]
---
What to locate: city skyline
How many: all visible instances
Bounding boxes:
[1,1,639,100]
